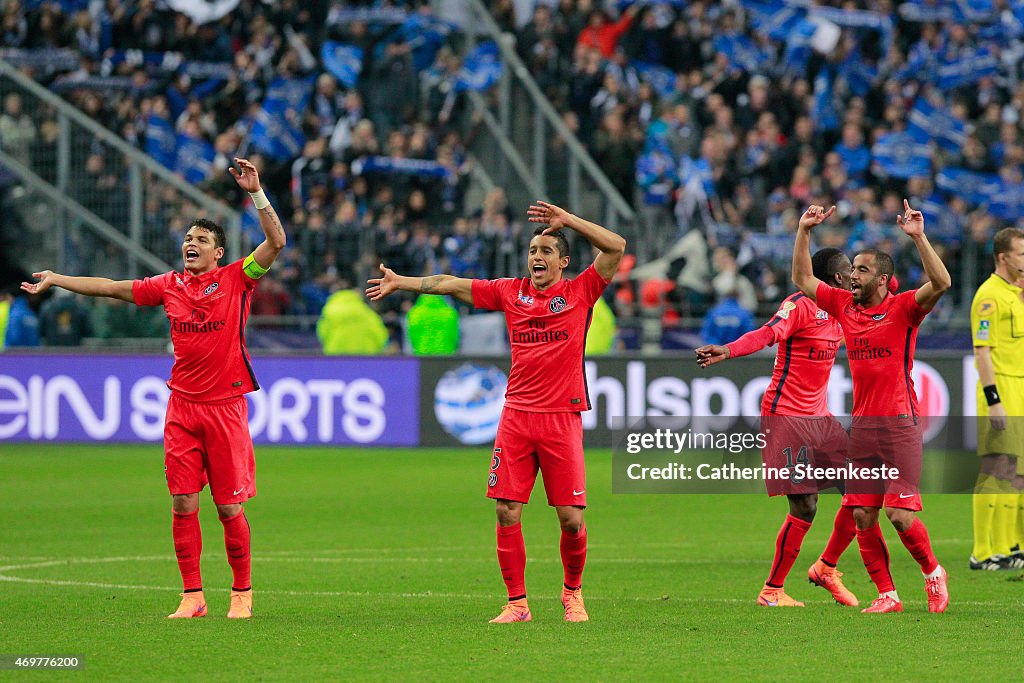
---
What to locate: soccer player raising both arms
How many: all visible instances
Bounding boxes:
[21,158,285,620]
[792,200,951,614]
[697,218,859,608]
[970,228,1024,570]
[367,201,624,623]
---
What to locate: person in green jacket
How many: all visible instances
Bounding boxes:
[406,294,459,355]
[317,288,389,354]
[584,295,616,355]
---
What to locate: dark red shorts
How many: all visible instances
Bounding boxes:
[761,415,850,496]
[842,421,923,511]
[487,407,586,507]
[164,392,256,505]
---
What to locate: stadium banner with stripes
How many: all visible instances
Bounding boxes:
[0,354,419,446]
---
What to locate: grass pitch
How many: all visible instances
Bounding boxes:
[1,444,1021,681]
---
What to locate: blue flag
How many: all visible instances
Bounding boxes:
[935,167,1001,204]
[871,132,932,179]
[144,113,176,169]
[321,42,363,89]
[634,61,677,98]
[711,34,770,73]
[455,41,502,92]
[811,67,840,132]
[249,75,314,161]
[174,133,215,185]
[907,98,966,153]
[395,13,453,71]
[351,156,453,179]
[936,48,998,89]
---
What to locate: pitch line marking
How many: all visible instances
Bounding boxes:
[0,556,1020,607]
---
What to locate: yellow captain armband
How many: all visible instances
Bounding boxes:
[243,252,270,279]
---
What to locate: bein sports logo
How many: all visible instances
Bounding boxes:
[433,363,507,445]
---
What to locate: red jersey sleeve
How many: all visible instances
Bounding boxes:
[571,264,611,307]
[815,280,850,321]
[132,271,175,307]
[472,278,518,311]
[896,289,930,327]
[763,294,812,344]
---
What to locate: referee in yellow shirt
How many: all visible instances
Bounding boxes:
[971,227,1024,570]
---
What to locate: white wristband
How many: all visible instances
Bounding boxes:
[249,189,270,210]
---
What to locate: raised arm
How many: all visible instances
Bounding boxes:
[21,271,134,302]
[366,265,475,306]
[791,204,836,299]
[527,201,626,281]
[896,199,951,311]
[230,157,286,270]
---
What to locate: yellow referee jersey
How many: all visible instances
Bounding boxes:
[972,273,1024,377]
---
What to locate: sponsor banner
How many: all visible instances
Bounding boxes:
[419,356,966,448]
[0,355,418,446]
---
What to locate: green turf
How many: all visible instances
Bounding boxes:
[0,444,1020,681]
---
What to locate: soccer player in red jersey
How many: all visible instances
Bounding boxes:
[367,200,625,623]
[697,230,858,608]
[792,201,952,614]
[21,158,285,620]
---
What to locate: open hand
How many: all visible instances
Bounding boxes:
[527,200,574,233]
[21,270,55,295]
[798,204,836,231]
[365,264,399,300]
[896,198,924,237]
[228,157,261,193]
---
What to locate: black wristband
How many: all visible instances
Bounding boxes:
[984,384,1001,406]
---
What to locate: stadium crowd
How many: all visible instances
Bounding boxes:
[2,0,1023,349]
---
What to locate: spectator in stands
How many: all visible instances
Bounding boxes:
[711,246,757,314]
[577,4,640,58]
[406,294,459,355]
[38,290,92,346]
[700,286,754,347]
[317,283,389,355]
[4,290,39,347]
[0,93,35,167]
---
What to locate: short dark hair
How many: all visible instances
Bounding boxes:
[857,248,894,278]
[994,227,1024,259]
[189,218,225,249]
[811,248,847,285]
[531,226,569,258]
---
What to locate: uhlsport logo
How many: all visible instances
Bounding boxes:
[433,363,508,445]
[549,296,567,313]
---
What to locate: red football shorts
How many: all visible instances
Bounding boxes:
[842,420,923,511]
[164,392,257,505]
[487,407,586,507]
[761,415,849,496]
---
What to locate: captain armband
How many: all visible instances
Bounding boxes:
[983,384,1001,407]
[243,252,270,279]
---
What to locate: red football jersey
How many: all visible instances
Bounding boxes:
[815,282,929,419]
[133,259,259,402]
[760,291,842,416]
[472,265,609,413]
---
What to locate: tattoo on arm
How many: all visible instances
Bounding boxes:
[420,275,444,293]
[261,206,285,239]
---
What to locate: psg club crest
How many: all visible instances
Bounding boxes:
[203,282,220,296]
[549,296,567,313]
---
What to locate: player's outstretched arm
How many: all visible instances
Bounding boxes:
[527,201,626,281]
[230,157,286,270]
[366,264,474,306]
[897,199,951,311]
[695,325,776,368]
[791,204,835,299]
[21,271,134,302]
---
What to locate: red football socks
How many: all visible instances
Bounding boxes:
[897,518,939,575]
[496,522,527,600]
[220,510,252,591]
[560,524,588,590]
[856,523,895,593]
[820,506,857,567]
[172,509,203,592]
[765,515,812,588]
